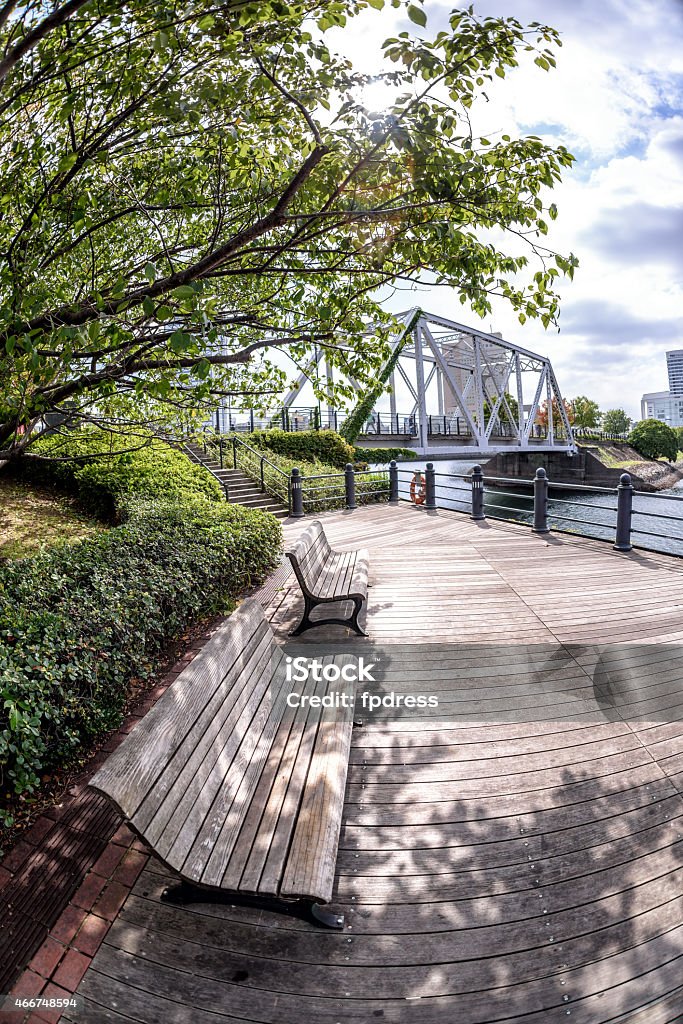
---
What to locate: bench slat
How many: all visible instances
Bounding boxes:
[133,628,275,843]
[90,606,272,820]
[332,550,359,600]
[280,660,355,902]
[316,550,352,600]
[224,669,333,894]
[347,549,370,600]
[194,654,294,887]
[219,692,313,893]
[150,642,280,866]
[256,672,332,898]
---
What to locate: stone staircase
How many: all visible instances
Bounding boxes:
[184,443,290,519]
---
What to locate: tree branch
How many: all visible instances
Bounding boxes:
[0,0,95,88]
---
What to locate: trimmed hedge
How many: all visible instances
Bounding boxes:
[244,429,356,470]
[1,430,282,825]
[19,430,222,518]
[0,499,281,817]
[354,447,416,463]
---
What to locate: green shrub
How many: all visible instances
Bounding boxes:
[353,447,416,463]
[628,419,679,463]
[19,429,222,518]
[244,429,357,469]
[0,499,281,814]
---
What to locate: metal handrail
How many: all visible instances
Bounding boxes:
[228,435,291,481]
[384,459,683,556]
[180,438,229,501]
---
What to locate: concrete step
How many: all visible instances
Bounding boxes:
[225,483,266,495]
[235,496,285,508]
[183,444,289,517]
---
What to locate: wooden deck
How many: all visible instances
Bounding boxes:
[68,504,683,1023]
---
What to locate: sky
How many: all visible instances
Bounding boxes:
[327,0,683,419]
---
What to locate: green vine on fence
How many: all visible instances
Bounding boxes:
[339,312,420,443]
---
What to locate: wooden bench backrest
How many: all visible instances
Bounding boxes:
[286,520,332,591]
[90,599,282,877]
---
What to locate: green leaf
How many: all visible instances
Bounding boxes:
[172,285,196,300]
[407,4,426,28]
[152,31,169,52]
[57,152,78,174]
[144,262,157,283]
[169,330,191,353]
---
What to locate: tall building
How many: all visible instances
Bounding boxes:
[641,391,683,426]
[668,350,683,395]
[642,349,683,425]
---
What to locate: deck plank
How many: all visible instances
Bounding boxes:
[73,504,683,1023]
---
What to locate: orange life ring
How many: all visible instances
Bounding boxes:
[410,472,426,505]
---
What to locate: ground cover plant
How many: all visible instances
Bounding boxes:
[0,476,105,559]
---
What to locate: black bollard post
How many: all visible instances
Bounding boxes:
[471,465,485,520]
[291,468,304,517]
[345,463,357,510]
[389,460,399,505]
[532,467,550,534]
[614,472,633,552]
[425,462,437,510]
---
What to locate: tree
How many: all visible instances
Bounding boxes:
[482,392,519,428]
[601,409,631,435]
[570,395,601,430]
[629,419,679,463]
[675,426,683,453]
[537,397,574,432]
[0,0,578,459]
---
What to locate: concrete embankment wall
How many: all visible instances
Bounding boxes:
[482,442,683,492]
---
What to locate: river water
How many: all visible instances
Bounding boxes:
[380,458,683,559]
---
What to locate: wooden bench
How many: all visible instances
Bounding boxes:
[286,520,370,637]
[89,599,355,928]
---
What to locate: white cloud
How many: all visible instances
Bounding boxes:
[326,1,683,418]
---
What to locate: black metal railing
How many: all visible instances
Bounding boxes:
[193,429,390,517]
[223,435,292,508]
[390,462,683,556]
[297,464,390,515]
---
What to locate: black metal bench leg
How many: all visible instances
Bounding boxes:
[162,883,344,928]
[310,903,345,929]
[161,880,204,904]
[349,596,369,637]
[290,595,316,636]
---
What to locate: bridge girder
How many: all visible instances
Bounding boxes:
[282,308,576,455]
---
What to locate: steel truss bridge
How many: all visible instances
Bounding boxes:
[278,308,576,457]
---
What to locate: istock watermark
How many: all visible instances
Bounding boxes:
[277,650,439,718]
[285,655,378,683]
[270,641,683,724]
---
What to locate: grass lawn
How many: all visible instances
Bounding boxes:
[0,474,106,559]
